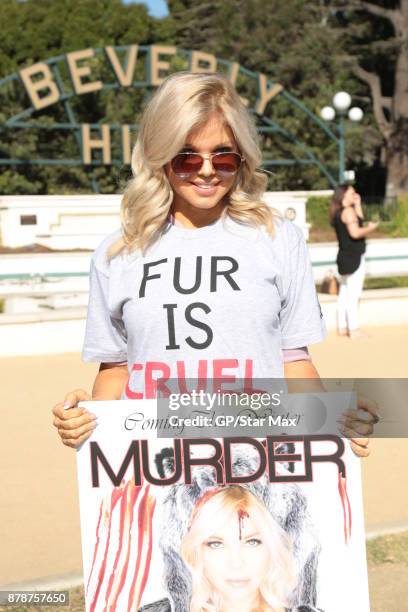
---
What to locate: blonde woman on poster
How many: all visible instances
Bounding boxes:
[180,486,320,612]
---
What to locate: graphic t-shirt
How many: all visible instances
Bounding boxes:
[82,214,326,398]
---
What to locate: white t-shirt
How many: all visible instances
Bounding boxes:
[82,214,326,398]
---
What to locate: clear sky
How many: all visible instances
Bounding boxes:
[123,0,169,18]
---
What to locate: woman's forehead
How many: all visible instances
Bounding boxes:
[185,115,235,148]
[208,510,258,537]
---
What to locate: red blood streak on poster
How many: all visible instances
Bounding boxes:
[89,487,123,611]
[238,508,249,540]
[105,482,142,609]
[338,473,352,544]
[86,503,103,594]
[87,481,155,611]
[128,487,156,611]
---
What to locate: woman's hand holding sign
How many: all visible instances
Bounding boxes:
[52,363,128,448]
[52,389,95,449]
[338,395,380,458]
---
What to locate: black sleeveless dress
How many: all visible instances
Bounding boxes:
[334,207,366,275]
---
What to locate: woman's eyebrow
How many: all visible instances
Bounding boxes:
[213,145,235,152]
[213,142,234,149]
[181,142,235,151]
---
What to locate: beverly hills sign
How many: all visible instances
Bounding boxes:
[1,45,339,186]
[16,45,283,165]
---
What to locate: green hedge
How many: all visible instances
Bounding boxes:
[364,276,408,290]
[383,196,408,237]
[305,196,331,232]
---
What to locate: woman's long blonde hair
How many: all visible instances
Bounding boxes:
[109,71,278,256]
[180,486,296,612]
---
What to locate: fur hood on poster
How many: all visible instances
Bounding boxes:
[142,442,322,612]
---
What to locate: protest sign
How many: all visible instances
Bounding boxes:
[76,399,370,612]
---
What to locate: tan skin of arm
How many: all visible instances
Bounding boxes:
[341,206,378,240]
[92,363,129,400]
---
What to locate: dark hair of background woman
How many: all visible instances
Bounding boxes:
[329,183,350,227]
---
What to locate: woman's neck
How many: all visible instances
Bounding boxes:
[220,598,284,612]
[170,202,225,228]
[220,593,262,612]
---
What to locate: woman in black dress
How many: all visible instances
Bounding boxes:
[329,184,378,338]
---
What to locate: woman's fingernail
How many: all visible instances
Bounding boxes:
[63,402,71,410]
[89,413,97,420]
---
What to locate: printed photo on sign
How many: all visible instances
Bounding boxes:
[76,400,370,612]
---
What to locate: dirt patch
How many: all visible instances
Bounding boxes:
[366,532,408,610]
[368,563,408,611]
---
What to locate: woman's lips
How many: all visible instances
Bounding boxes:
[190,182,219,197]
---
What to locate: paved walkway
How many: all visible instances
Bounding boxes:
[0,325,407,586]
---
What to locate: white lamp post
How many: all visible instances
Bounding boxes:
[320,91,364,182]
[333,91,352,113]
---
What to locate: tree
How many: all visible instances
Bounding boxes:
[167,0,366,190]
[330,0,408,197]
[0,0,174,194]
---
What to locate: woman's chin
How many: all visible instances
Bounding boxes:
[175,197,225,214]
[188,194,225,209]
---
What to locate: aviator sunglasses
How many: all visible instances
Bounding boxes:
[171,151,244,178]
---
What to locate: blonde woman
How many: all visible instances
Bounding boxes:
[140,485,322,612]
[181,486,304,612]
[52,72,373,455]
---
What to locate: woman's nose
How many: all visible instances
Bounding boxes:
[229,550,245,569]
[198,157,215,177]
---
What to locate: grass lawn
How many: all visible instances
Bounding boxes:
[366,531,408,565]
[364,276,408,290]
[317,275,408,293]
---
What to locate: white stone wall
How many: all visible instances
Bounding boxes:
[0,192,316,249]
[0,194,122,249]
